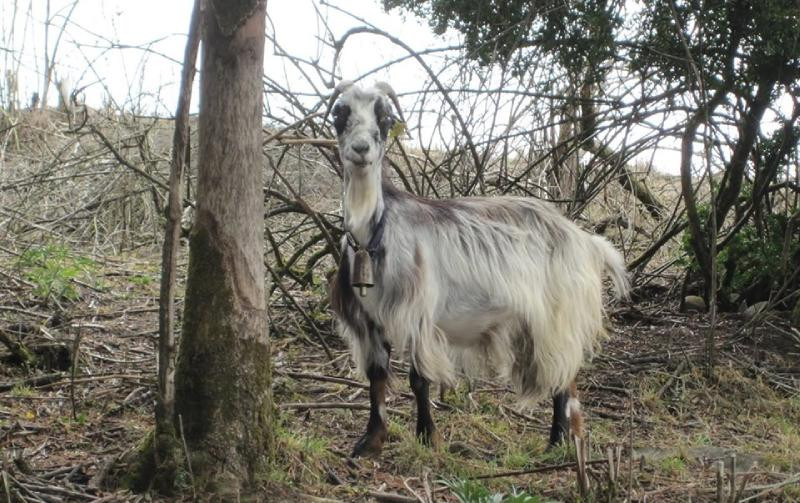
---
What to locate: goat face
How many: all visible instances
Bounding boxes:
[332,86,397,177]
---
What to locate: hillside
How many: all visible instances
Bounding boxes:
[1,109,799,502]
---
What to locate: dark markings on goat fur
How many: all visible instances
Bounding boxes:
[549,390,570,446]
[332,103,350,136]
[329,83,627,457]
[549,380,582,446]
[373,98,394,140]
[409,365,439,445]
[329,253,361,336]
[351,362,389,457]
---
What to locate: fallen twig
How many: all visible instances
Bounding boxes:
[471,458,608,480]
[276,138,337,147]
[265,261,334,361]
[278,371,368,389]
[0,373,65,392]
[739,472,800,502]
[366,490,419,503]
[297,494,344,503]
[656,359,688,398]
[280,401,409,419]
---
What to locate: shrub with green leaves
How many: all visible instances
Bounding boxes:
[16,244,96,304]
[681,202,799,308]
[443,478,543,503]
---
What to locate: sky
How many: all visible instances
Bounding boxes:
[0,0,441,116]
[5,0,793,177]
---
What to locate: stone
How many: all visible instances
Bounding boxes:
[743,301,769,320]
[683,295,706,313]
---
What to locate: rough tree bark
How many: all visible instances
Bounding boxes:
[172,0,272,495]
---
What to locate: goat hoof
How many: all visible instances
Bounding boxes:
[351,429,387,458]
[417,427,442,449]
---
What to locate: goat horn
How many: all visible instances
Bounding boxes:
[325,80,354,119]
[374,81,407,126]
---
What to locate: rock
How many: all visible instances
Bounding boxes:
[743,301,769,320]
[683,295,706,313]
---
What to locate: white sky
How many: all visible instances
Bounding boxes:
[0,0,440,115]
[3,0,794,178]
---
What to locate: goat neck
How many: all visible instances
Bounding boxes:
[343,159,385,248]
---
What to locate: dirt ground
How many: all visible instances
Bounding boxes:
[1,245,799,502]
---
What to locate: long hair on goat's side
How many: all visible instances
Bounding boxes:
[328,81,630,407]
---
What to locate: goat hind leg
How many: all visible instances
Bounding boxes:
[548,380,582,447]
[409,364,441,447]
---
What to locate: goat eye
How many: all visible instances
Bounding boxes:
[332,103,350,136]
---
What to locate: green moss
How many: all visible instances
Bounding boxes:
[123,428,186,495]
[173,221,275,493]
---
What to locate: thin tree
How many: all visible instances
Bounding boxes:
[153,0,202,484]
[173,0,273,494]
[132,0,274,496]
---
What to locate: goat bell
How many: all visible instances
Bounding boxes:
[351,248,374,297]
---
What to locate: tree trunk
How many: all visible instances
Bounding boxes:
[679,88,729,300]
[173,0,273,495]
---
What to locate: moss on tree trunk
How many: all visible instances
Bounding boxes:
[174,217,274,494]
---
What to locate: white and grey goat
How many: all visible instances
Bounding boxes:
[329,82,630,457]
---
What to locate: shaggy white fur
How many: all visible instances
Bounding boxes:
[331,83,629,404]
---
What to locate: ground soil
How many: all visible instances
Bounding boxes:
[1,247,799,502]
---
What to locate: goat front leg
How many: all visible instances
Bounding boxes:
[352,338,390,457]
[352,363,389,456]
[409,364,441,447]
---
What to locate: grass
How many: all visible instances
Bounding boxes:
[268,416,336,485]
[11,384,34,397]
[59,412,89,428]
[658,455,688,477]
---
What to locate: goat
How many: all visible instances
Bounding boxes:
[328,81,630,457]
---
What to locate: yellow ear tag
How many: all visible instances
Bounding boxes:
[389,121,406,140]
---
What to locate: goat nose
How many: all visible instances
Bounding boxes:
[352,140,370,154]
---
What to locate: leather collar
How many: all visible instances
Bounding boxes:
[345,210,387,256]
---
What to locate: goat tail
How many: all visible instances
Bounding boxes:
[591,235,630,300]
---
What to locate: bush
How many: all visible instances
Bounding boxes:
[16,244,96,305]
[681,205,799,309]
[443,478,543,503]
